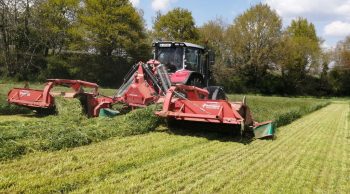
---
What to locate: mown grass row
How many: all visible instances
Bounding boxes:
[0,98,161,161]
[0,96,329,161]
[0,82,329,161]
[0,103,348,193]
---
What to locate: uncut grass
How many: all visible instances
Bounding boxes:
[0,103,348,193]
[228,94,330,126]
[0,97,161,161]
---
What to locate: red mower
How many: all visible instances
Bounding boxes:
[7,42,275,138]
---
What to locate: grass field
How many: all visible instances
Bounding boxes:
[0,82,348,193]
[0,85,329,161]
[0,103,348,193]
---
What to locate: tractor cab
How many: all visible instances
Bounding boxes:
[153,41,214,87]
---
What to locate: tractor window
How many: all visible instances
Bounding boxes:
[156,47,183,72]
[185,48,199,71]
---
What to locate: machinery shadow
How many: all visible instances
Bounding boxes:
[164,120,254,144]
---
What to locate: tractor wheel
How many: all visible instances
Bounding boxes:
[205,86,227,100]
[187,76,204,88]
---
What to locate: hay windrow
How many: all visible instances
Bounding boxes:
[0,94,330,161]
[54,97,85,118]
[0,98,162,161]
[0,104,31,115]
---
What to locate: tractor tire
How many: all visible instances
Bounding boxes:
[205,86,227,100]
[187,76,204,88]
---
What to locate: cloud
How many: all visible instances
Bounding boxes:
[151,0,177,11]
[335,2,350,17]
[265,0,350,46]
[265,0,350,19]
[130,0,140,7]
[324,21,350,37]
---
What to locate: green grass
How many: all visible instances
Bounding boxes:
[0,82,348,193]
[228,94,330,126]
[0,82,34,115]
[0,82,330,161]
[0,103,348,193]
[0,98,161,161]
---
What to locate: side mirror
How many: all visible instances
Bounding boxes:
[208,51,215,66]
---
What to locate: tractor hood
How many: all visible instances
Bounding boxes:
[169,69,192,84]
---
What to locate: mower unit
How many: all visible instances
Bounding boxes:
[6,61,170,117]
[7,79,106,116]
[156,85,275,139]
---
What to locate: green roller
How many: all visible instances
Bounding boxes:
[253,122,275,139]
[99,108,120,118]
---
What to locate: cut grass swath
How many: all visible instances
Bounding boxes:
[0,97,161,161]
[0,83,330,160]
[0,95,329,161]
[0,103,348,193]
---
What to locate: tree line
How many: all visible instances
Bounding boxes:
[0,1,349,96]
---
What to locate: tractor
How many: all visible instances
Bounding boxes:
[7,41,275,139]
[153,41,215,88]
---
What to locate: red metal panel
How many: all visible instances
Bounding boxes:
[7,79,101,113]
[7,82,55,108]
[156,85,244,126]
[169,69,191,83]
[118,64,159,107]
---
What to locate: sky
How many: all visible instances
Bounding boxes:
[130,0,350,48]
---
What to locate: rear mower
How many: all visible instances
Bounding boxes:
[155,85,275,139]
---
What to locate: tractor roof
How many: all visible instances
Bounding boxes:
[153,41,205,50]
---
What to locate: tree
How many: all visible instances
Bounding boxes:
[336,36,350,69]
[153,8,199,42]
[0,0,45,78]
[198,18,235,89]
[79,0,149,59]
[34,0,79,55]
[225,3,282,92]
[328,35,350,95]
[281,18,321,94]
[199,18,226,58]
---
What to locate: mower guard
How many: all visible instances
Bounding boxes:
[253,121,275,139]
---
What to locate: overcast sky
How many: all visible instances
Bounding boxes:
[130,0,350,48]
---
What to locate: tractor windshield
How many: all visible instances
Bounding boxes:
[156,47,183,73]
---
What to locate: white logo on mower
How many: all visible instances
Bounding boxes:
[19,90,30,97]
[202,102,221,110]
